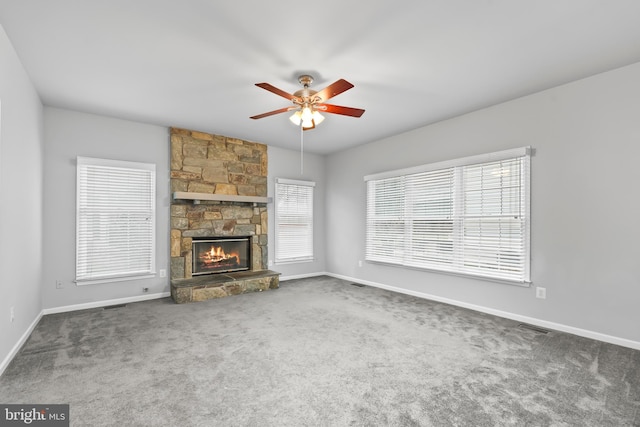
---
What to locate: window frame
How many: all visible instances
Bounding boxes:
[274,178,315,264]
[76,156,156,285]
[365,147,531,285]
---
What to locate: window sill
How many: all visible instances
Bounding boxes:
[365,259,531,287]
[75,273,156,286]
[275,258,315,265]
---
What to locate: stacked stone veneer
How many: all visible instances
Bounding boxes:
[170,127,278,303]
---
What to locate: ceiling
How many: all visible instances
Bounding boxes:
[1,1,640,155]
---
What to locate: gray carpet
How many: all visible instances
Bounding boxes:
[1,276,639,426]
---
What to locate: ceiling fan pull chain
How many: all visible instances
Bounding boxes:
[300,121,304,175]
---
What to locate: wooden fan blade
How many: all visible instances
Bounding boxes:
[316,103,365,118]
[313,79,354,103]
[250,106,297,120]
[255,83,297,101]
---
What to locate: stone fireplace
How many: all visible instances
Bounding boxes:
[169,127,279,303]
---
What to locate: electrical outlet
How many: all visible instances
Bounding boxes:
[159,269,166,278]
[10,306,15,323]
[268,260,273,267]
[142,287,149,293]
[536,287,546,299]
[358,260,363,267]
[56,280,63,289]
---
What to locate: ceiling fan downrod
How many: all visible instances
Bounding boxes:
[298,74,313,87]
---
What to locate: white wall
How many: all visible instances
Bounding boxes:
[0,25,44,369]
[42,107,170,308]
[326,62,640,345]
[268,145,326,278]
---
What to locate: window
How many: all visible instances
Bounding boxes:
[275,178,315,263]
[76,157,156,284]
[365,147,530,283]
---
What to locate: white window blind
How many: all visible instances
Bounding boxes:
[365,147,530,283]
[76,157,156,284]
[275,178,315,263]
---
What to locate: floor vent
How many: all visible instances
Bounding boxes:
[350,283,365,287]
[518,323,550,334]
[103,304,128,310]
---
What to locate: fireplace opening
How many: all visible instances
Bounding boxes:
[192,236,251,275]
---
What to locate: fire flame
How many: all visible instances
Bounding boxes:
[199,245,240,265]
[210,245,225,261]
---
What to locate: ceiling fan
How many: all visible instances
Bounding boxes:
[250,75,365,130]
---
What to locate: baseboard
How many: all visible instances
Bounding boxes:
[42,292,171,315]
[326,272,640,351]
[279,272,328,282]
[0,310,43,377]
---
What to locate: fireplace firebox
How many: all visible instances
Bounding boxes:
[192,236,251,276]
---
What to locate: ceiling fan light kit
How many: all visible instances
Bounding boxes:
[289,107,324,129]
[250,74,365,131]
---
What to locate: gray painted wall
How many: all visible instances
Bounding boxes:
[267,145,326,278]
[41,109,326,309]
[326,61,640,343]
[42,107,171,308]
[0,26,44,367]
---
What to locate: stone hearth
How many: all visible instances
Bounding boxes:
[171,270,280,304]
[169,127,279,303]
